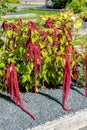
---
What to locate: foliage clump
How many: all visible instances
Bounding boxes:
[52,0,87,13]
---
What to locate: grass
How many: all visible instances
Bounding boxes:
[17,9,59,16]
[0,8,58,22]
[7,0,20,3]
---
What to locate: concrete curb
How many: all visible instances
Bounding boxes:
[27,109,87,130]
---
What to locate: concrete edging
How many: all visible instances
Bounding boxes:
[27,109,87,130]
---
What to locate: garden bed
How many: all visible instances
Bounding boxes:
[0,10,87,130]
[0,85,87,130]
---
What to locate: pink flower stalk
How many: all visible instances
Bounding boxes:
[85,53,87,96]
[52,29,58,46]
[62,55,74,111]
[25,42,42,93]
[65,28,72,42]
[9,23,18,33]
[67,27,72,40]
[3,62,36,120]
[2,21,8,30]
[28,20,38,32]
[45,18,55,28]
[17,18,22,26]
[65,45,71,53]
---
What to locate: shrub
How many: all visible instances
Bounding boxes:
[81,12,87,21]
[0,16,86,112]
[52,0,87,13]
[66,0,87,13]
[52,0,70,9]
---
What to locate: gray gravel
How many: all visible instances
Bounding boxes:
[0,85,87,130]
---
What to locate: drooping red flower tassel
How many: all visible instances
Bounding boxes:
[85,53,87,96]
[25,41,42,93]
[17,18,22,26]
[2,21,8,30]
[3,62,36,120]
[62,55,74,111]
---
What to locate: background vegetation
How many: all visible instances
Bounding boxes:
[52,0,87,13]
[7,0,20,3]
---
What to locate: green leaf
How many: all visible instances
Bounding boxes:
[32,37,36,43]
[25,85,29,92]
[22,75,27,83]
[39,42,46,49]
[43,64,47,70]
[43,72,49,83]
[60,46,64,53]
[0,63,5,68]
[19,46,23,57]
[0,70,3,76]
[9,53,13,57]
[6,30,13,38]
[41,51,48,57]
[48,36,53,43]
[45,57,51,63]
[48,46,52,54]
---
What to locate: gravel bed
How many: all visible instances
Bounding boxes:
[0,85,87,130]
[82,21,87,29]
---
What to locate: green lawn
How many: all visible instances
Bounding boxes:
[17,9,59,16]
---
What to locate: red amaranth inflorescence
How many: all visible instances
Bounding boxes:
[62,55,74,111]
[3,62,36,120]
[17,18,22,26]
[45,18,55,28]
[25,41,42,93]
[2,21,8,30]
[85,53,87,96]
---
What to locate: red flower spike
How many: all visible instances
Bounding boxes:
[2,21,8,30]
[9,23,18,33]
[67,28,72,40]
[25,42,42,93]
[3,63,36,120]
[17,18,22,26]
[28,21,37,31]
[45,18,55,28]
[52,29,58,46]
[62,55,74,111]
[85,53,87,96]
[65,45,71,53]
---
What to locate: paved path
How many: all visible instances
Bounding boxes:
[80,126,87,130]
[27,109,87,130]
